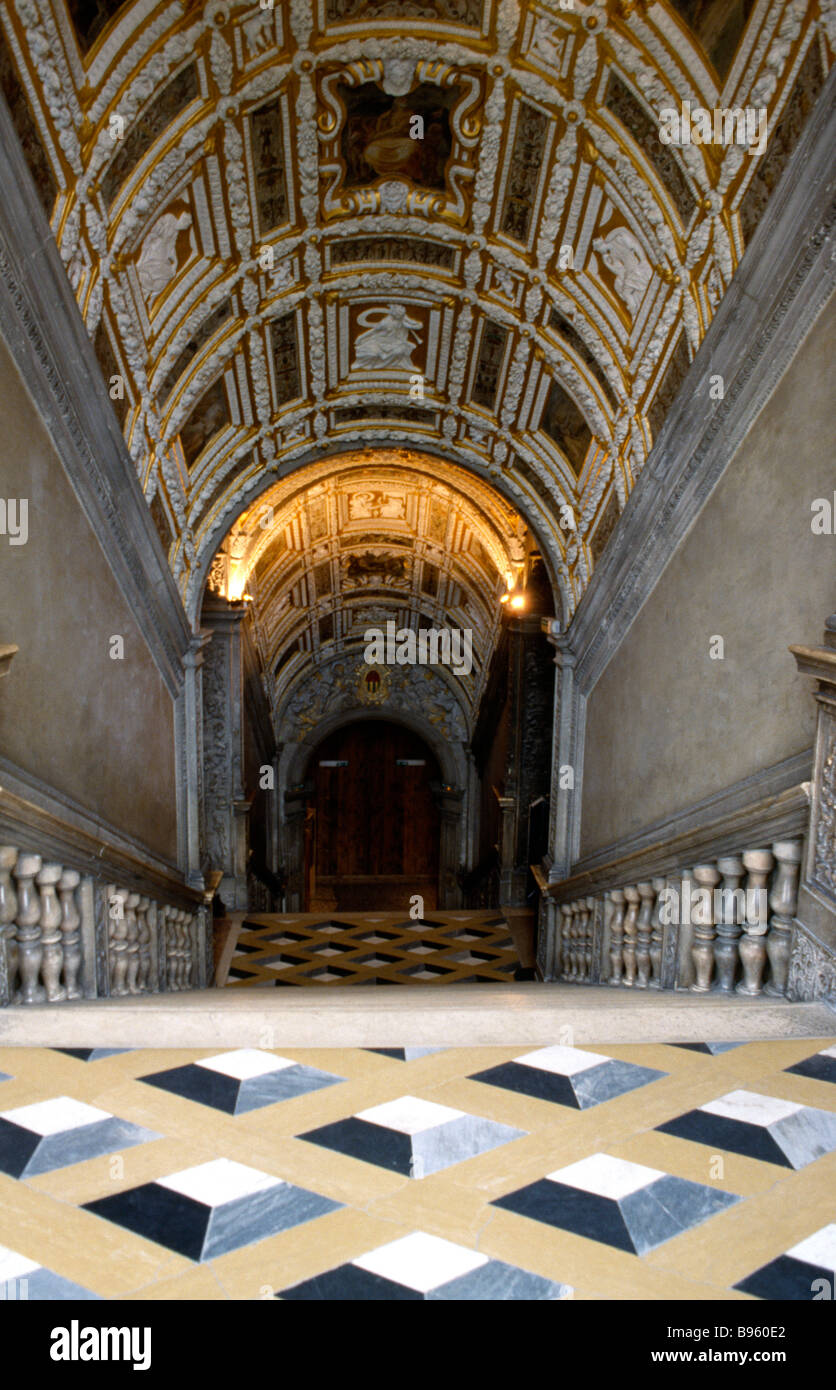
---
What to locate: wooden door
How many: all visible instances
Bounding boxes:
[309,721,440,909]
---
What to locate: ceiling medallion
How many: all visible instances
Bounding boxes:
[355,661,392,705]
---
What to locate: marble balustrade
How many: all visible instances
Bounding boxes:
[0,844,205,1006]
[554,838,804,998]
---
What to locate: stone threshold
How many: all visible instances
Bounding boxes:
[0,985,832,1048]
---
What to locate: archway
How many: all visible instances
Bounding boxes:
[306,720,441,913]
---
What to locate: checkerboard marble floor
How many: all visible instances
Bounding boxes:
[0,1038,834,1300]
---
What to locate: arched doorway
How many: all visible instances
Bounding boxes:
[306,720,441,912]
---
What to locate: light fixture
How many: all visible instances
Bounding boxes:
[509,591,526,612]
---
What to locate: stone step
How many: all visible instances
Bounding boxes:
[0,983,832,1049]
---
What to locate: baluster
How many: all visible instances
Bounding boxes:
[0,847,19,998]
[690,863,721,992]
[58,870,82,999]
[124,892,140,995]
[649,876,665,988]
[714,856,744,993]
[570,902,582,980]
[737,850,774,997]
[622,886,640,986]
[608,889,626,986]
[136,896,151,993]
[167,909,180,992]
[765,840,802,997]
[14,854,44,1004]
[38,864,66,1003]
[109,887,129,997]
[584,895,595,980]
[559,903,573,979]
[183,913,194,989]
[574,900,588,980]
[635,882,655,988]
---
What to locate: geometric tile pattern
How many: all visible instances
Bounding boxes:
[0,1243,100,1300]
[0,1097,159,1178]
[655,1089,836,1169]
[277,1232,572,1300]
[491,1153,741,1255]
[0,1039,834,1300]
[223,912,519,987]
[734,1223,836,1300]
[468,1045,666,1109]
[139,1050,344,1114]
[366,1048,447,1062]
[55,1049,132,1062]
[785,1045,836,1086]
[83,1158,342,1262]
[300,1095,525,1178]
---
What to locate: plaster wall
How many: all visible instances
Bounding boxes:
[0,334,178,861]
[580,294,835,857]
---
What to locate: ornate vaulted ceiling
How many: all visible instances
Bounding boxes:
[0,0,831,696]
[204,447,533,727]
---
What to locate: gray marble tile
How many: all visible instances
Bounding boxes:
[572,1059,667,1108]
[430,1260,571,1300]
[24,1116,160,1177]
[770,1106,836,1170]
[621,1174,739,1255]
[412,1114,525,1177]
[202,1182,342,1261]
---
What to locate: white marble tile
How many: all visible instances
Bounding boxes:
[2,1096,111,1136]
[547,1152,665,1199]
[158,1158,281,1205]
[819,1046,836,1060]
[196,1050,295,1080]
[0,1244,39,1280]
[787,1223,836,1272]
[354,1232,487,1291]
[702,1090,802,1126]
[357,1094,465,1134]
[515,1045,606,1076]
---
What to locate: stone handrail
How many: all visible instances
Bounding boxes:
[537,838,804,999]
[0,845,210,1007]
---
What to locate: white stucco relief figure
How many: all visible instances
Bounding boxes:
[348,491,406,520]
[592,226,652,317]
[136,209,193,302]
[351,305,422,371]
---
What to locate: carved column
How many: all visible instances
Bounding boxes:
[202,599,250,910]
[14,853,43,1004]
[38,863,66,1003]
[714,856,744,993]
[635,881,655,988]
[576,899,590,980]
[649,875,666,988]
[622,886,640,986]
[608,888,626,986]
[436,786,465,910]
[58,870,82,1000]
[788,617,836,1000]
[737,850,774,996]
[0,846,18,1005]
[690,863,721,992]
[765,839,802,997]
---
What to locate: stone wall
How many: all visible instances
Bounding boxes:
[580,293,835,857]
[0,335,178,862]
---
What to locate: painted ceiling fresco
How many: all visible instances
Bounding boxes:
[0,0,831,726]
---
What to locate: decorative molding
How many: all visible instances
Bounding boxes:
[787,922,836,1003]
[548,752,812,903]
[0,756,201,909]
